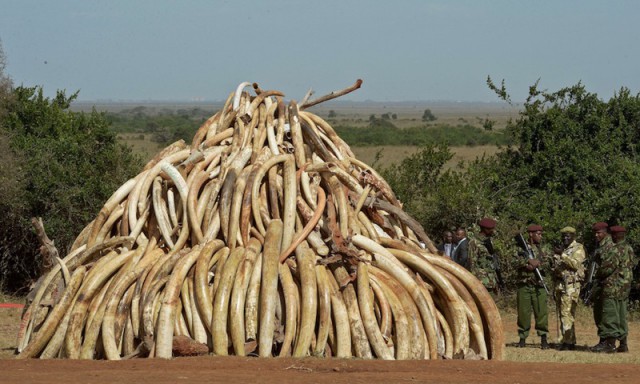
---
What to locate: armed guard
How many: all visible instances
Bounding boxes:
[590,222,624,353]
[514,224,552,349]
[468,218,500,292]
[608,226,636,352]
[552,226,586,351]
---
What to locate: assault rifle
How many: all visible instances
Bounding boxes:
[483,237,505,290]
[581,259,598,305]
[514,233,549,294]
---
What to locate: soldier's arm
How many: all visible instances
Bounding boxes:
[561,245,586,271]
[595,248,618,280]
[514,250,530,270]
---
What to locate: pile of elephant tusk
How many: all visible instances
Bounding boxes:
[16,80,503,361]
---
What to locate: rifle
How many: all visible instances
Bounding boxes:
[514,233,549,294]
[581,259,598,305]
[483,237,505,290]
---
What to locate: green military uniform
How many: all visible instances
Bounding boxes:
[468,231,498,291]
[553,237,586,347]
[590,223,637,353]
[515,239,552,342]
[592,236,624,339]
[611,239,635,346]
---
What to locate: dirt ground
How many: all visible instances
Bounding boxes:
[2,304,639,384]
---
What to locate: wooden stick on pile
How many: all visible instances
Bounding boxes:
[16,80,504,360]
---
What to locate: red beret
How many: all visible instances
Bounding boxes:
[527,224,543,232]
[610,225,626,234]
[592,222,609,231]
[479,218,497,229]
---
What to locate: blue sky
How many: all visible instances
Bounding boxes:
[1,1,637,102]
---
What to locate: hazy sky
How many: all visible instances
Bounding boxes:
[1,1,638,102]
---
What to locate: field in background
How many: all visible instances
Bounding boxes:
[119,132,501,171]
[351,145,500,170]
[310,100,519,130]
[108,100,516,168]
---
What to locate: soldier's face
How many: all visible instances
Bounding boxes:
[483,228,495,237]
[562,233,574,246]
[529,231,542,244]
[594,230,608,243]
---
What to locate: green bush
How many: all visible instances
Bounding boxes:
[0,86,142,292]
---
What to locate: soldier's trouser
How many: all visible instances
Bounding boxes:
[620,299,628,340]
[517,284,549,339]
[555,283,580,344]
[599,297,626,339]
[592,291,603,336]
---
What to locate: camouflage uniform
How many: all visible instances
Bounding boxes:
[592,236,629,340]
[553,240,586,345]
[467,232,498,291]
[602,240,636,342]
[516,242,552,340]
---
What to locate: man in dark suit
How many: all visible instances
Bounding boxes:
[437,230,454,258]
[452,227,470,269]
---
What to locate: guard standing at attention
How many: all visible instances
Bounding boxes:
[590,222,621,353]
[608,225,636,352]
[515,224,552,349]
[552,226,586,351]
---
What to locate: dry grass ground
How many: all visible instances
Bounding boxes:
[117,133,163,162]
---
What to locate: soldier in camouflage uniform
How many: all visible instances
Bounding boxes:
[590,222,628,353]
[609,226,636,353]
[552,226,586,351]
[468,218,499,292]
[515,224,552,349]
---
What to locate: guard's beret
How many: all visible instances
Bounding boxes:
[479,218,497,229]
[527,224,543,232]
[560,226,576,234]
[592,222,609,231]
[610,225,626,234]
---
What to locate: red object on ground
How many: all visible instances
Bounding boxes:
[0,303,24,309]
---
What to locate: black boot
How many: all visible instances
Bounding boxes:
[592,337,617,353]
[540,335,549,350]
[517,338,526,348]
[559,343,576,351]
[617,336,629,353]
[590,338,605,351]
